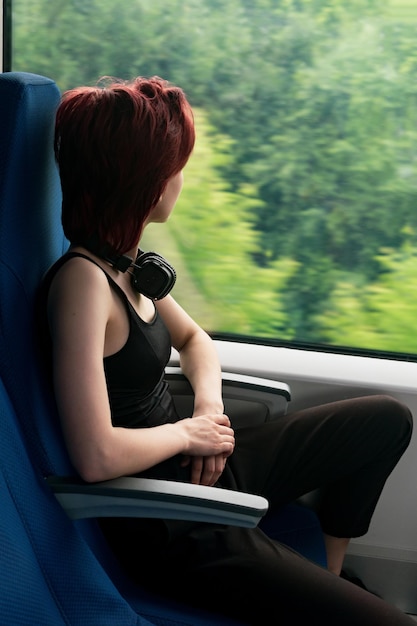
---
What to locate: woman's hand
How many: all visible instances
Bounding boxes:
[179,413,235,456]
[181,453,229,486]
[178,413,234,485]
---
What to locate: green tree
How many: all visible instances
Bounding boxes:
[163,110,296,336]
[320,242,417,354]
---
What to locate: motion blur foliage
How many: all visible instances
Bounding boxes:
[13,0,417,354]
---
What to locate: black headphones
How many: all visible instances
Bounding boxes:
[83,238,176,300]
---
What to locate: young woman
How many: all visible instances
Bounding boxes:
[42,76,414,625]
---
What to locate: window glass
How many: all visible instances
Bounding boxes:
[12,0,417,356]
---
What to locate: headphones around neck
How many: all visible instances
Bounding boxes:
[83,238,176,300]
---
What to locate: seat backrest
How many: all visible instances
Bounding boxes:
[0,373,146,626]
[0,70,138,623]
[0,72,72,477]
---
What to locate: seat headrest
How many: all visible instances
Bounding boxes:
[0,72,67,286]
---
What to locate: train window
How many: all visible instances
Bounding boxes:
[10,0,417,358]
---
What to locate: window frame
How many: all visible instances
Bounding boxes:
[2,0,12,71]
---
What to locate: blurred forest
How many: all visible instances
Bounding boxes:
[12,0,417,354]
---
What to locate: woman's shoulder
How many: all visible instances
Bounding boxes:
[35,251,115,366]
[45,251,114,316]
[47,250,113,290]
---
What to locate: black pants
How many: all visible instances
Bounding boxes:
[102,394,414,625]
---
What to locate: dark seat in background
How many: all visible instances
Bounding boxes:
[0,71,326,625]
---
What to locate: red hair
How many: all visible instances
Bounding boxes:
[54,76,195,253]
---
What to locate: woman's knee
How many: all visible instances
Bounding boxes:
[371,394,413,446]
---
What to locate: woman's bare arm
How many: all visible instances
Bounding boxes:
[48,259,234,483]
[156,295,232,486]
[156,295,224,416]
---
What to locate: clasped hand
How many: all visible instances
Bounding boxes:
[180,413,235,486]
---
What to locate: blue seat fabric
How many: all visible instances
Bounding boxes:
[0,377,146,626]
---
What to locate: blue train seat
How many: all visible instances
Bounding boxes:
[0,71,326,625]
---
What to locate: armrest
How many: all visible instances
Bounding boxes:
[46,475,269,528]
[165,366,291,428]
[166,366,291,401]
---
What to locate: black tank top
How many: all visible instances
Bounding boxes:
[39,252,181,432]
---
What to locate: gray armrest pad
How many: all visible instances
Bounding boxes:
[47,476,269,528]
[165,366,291,401]
[166,366,291,427]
